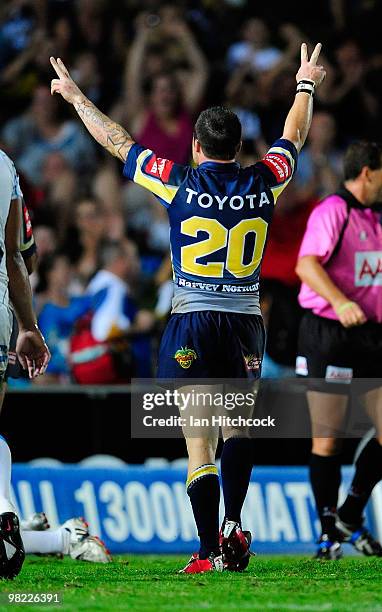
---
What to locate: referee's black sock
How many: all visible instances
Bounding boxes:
[220,437,254,524]
[187,465,220,560]
[310,453,341,536]
[339,438,382,526]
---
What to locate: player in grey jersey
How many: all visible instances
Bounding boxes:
[0,149,51,578]
[0,152,112,574]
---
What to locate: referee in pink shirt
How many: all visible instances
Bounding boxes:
[296,141,382,559]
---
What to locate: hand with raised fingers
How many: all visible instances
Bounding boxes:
[50,56,84,105]
[296,43,326,88]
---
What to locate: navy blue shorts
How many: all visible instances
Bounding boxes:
[157,311,265,379]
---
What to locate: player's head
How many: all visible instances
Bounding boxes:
[344,141,382,204]
[192,106,242,165]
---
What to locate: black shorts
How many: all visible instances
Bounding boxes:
[297,311,382,392]
[157,311,265,379]
[5,315,27,381]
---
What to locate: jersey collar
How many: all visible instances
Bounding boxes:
[337,185,382,211]
[198,161,240,172]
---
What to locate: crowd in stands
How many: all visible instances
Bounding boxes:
[1,0,382,383]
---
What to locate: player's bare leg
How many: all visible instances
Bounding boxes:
[185,437,218,478]
[336,386,382,555]
[178,386,222,573]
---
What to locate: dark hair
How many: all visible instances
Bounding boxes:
[145,71,182,114]
[35,252,69,294]
[194,106,242,161]
[344,141,382,180]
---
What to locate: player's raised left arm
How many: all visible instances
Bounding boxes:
[50,57,134,162]
[282,43,326,152]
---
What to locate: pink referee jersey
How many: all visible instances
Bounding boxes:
[298,189,382,322]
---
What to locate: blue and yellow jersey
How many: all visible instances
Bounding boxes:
[123,139,298,314]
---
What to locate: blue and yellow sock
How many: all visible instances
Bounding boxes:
[187,464,220,560]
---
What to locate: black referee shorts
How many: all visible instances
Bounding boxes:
[297,311,382,393]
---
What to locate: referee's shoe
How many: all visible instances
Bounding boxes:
[314,533,343,560]
[0,512,25,578]
[336,517,382,556]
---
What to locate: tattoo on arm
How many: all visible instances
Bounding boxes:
[74,97,134,162]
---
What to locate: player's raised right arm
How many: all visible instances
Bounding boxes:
[50,57,134,162]
[282,43,326,152]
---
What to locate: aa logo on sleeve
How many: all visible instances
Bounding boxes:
[146,156,174,182]
[262,154,291,184]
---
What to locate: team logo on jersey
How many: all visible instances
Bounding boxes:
[262,153,291,184]
[146,155,174,182]
[244,354,261,371]
[174,347,197,369]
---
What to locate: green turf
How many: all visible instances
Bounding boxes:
[1,555,382,612]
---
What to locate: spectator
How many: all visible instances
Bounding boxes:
[30,225,57,291]
[70,51,101,104]
[36,152,78,239]
[70,240,155,383]
[295,111,342,199]
[63,197,107,290]
[92,161,125,241]
[0,1,36,69]
[123,11,208,163]
[33,226,56,259]
[226,18,282,73]
[36,253,91,383]
[318,40,379,143]
[225,62,267,162]
[1,84,95,184]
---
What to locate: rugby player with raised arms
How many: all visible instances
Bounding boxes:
[50,42,325,573]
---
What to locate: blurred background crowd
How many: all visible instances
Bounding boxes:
[1,0,382,385]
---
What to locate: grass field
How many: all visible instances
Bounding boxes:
[1,555,382,612]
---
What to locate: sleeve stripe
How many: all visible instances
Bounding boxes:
[133,149,179,205]
[267,146,295,171]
